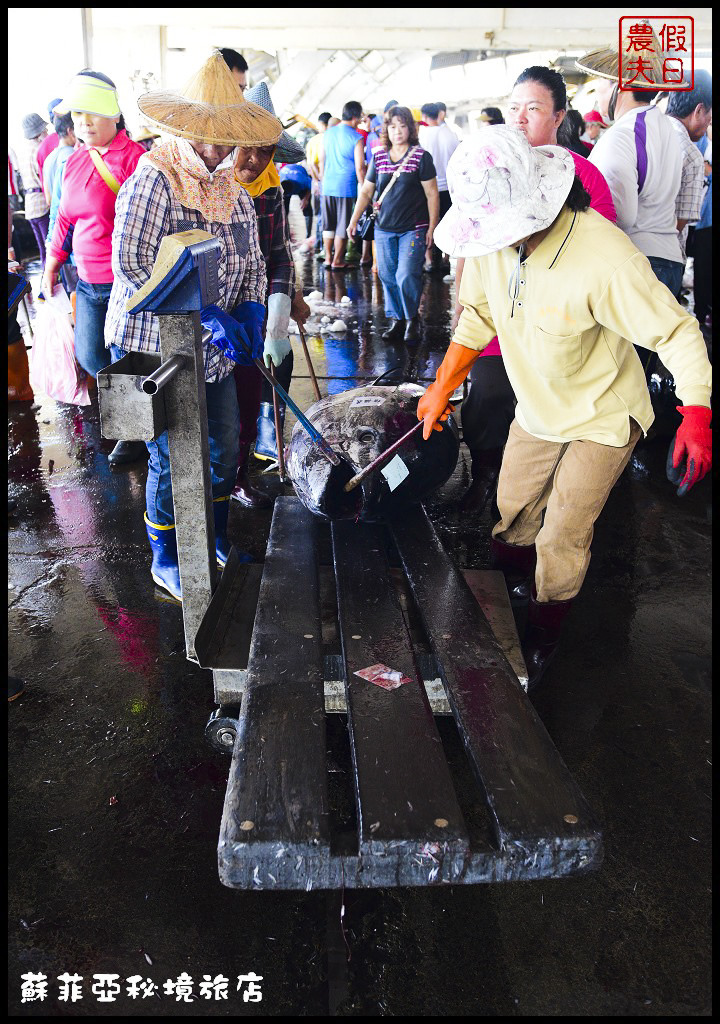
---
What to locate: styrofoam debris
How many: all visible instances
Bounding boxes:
[306,290,323,300]
[321,315,331,323]
[330,319,348,332]
[340,295,352,305]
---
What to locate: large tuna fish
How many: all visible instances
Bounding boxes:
[285,383,459,521]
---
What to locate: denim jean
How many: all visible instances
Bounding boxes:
[75,279,114,378]
[374,227,426,320]
[111,345,240,525]
[636,257,685,377]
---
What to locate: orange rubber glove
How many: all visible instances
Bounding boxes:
[666,405,712,496]
[417,341,480,440]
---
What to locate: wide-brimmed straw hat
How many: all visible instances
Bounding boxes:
[55,75,121,118]
[244,82,305,163]
[433,126,575,258]
[575,21,667,86]
[137,51,283,147]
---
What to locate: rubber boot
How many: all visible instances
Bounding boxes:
[144,514,182,601]
[404,315,422,345]
[108,440,148,467]
[231,442,272,507]
[214,496,253,569]
[522,588,574,692]
[381,318,406,342]
[460,447,503,513]
[254,401,285,462]
[8,338,34,402]
[489,536,536,609]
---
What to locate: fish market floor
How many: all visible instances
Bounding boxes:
[8,233,711,1016]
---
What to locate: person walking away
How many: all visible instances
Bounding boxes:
[279,161,313,240]
[557,108,592,156]
[42,112,76,207]
[348,105,439,344]
[581,110,607,149]
[220,47,249,92]
[419,101,459,272]
[105,52,282,599]
[690,132,711,326]
[319,101,365,270]
[481,107,504,125]
[665,71,712,278]
[455,66,616,514]
[37,98,63,201]
[18,114,51,271]
[232,79,310,494]
[306,112,332,252]
[578,27,684,303]
[45,112,78,297]
[43,71,145,465]
[418,127,712,691]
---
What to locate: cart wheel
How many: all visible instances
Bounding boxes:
[205,706,239,754]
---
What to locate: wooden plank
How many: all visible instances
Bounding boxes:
[390,507,601,852]
[331,520,468,861]
[219,498,330,885]
[462,569,528,691]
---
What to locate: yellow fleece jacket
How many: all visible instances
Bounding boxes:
[453,206,712,446]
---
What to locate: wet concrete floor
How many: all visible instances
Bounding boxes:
[9,227,712,1015]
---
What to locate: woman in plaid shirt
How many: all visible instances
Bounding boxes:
[105,53,283,601]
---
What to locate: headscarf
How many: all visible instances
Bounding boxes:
[234,153,281,198]
[142,138,242,222]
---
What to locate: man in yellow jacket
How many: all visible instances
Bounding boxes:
[418,127,712,690]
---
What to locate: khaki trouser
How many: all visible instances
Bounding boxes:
[492,418,643,602]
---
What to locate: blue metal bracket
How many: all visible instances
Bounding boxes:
[126,230,221,315]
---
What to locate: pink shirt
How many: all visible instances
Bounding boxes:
[48,130,144,284]
[36,132,59,187]
[478,146,617,358]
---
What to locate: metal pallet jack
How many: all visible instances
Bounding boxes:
[98,231,603,891]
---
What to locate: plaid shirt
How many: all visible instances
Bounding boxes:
[252,186,295,298]
[670,117,705,260]
[105,164,266,382]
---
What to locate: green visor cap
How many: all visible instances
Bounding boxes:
[55,76,121,118]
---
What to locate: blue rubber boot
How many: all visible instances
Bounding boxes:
[144,513,182,601]
[214,496,253,568]
[254,401,284,461]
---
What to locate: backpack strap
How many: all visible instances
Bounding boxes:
[87,148,121,195]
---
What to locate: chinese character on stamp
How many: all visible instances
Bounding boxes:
[619,16,694,91]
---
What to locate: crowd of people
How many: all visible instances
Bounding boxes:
[8,33,713,692]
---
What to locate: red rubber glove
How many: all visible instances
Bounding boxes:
[666,405,712,496]
[417,342,480,440]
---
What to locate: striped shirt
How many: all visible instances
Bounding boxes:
[105,163,266,383]
[669,116,706,260]
[366,146,436,233]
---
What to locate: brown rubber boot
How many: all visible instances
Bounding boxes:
[522,588,574,692]
[489,536,536,608]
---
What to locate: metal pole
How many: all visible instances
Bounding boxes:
[268,358,288,483]
[141,353,187,395]
[297,323,321,402]
[158,312,217,663]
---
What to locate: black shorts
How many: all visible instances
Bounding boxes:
[321,195,355,237]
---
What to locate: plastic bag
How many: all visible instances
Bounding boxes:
[28,295,91,406]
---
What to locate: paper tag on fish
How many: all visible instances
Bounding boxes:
[354,663,413,690]
[350,396,386,409]
[381,455,409,492]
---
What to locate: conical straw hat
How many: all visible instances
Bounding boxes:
[137,51,283,147]
[576,21,668,87]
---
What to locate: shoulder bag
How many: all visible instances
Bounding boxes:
[356,145,420,240]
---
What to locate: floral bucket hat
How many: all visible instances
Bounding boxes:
[433,125,576,258]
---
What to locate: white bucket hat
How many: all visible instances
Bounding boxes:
[433,126,576,257]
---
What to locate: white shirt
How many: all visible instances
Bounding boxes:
[589,104,683,263]
[418,123,459,191]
